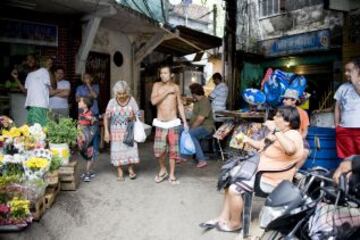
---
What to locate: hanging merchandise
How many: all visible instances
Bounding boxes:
[242,88,266,106]
[260,68,273,90]
[263,74,289,107]
[288,75,307,97]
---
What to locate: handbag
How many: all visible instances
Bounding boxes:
[123,121,135,147]
[217,152,259,190]
[134,116,146,143]
[217,139,274,191]
[230,152,260,182]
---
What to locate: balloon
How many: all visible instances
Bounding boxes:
[242,88,266,106]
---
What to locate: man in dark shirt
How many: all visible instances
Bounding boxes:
[187,83,215,168]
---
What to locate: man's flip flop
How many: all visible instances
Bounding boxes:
[154,172,168,183]
[168,178,180,185]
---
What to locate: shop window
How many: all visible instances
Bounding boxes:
[285,0,323,11]
[260,0,323,16]
[259,0,285,18]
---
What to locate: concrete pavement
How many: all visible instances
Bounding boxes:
[0,142,264,240]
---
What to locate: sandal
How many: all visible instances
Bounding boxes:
[129,172,137,180]
[199,219,219,229]
[216,222,242,232]
[117,176,125,181]
[154,172,168,183]
[168,177,180,185]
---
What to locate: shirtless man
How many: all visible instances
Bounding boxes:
[151,65,188,184]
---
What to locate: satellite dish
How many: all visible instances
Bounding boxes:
[169,0,182,5]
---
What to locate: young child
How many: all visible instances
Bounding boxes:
[77,97,97,182]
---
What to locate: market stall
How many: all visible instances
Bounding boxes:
[0,116,79,231]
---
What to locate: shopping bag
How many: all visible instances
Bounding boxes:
[180,131,196,155]
[134,116,146,143]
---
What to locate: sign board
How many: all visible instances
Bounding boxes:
[260,30,330,57]
[0,19,58,47]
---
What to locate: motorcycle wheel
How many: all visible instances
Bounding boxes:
[260,230,285,240]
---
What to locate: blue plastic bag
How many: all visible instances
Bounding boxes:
[180,131,196,155]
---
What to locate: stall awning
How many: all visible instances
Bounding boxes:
[156,25,222,56]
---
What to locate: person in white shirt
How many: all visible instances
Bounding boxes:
[50,66,71,117]
[11,54,61,126]
[334,58,360,159]
[209,73,228,122]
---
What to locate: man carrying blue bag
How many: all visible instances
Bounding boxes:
[181,83,215,168]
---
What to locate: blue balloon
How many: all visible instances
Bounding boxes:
[242,88,266,106]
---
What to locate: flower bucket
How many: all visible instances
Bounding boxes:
[44,170,59,186]
[49,143,70,166]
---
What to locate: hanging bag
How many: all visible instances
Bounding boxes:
[180,130,196,155]
[134,116,146,143]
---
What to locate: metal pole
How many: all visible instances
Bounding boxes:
[213,4,217,36]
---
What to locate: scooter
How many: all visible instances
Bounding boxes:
[259,167,360,240]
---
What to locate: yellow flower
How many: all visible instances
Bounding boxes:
[9,127,21,138]
[8,197,30,216]
[51,149,59,156]
[2,129,10,138]
[24,157,49,170]
[61,149,70,159]
[0,136,4,142]
[19,125,30,137]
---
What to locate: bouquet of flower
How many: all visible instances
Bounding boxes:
[29,124,46,145]
[23,155,49,181]
[7,197,31,225]
[1,154,25,177]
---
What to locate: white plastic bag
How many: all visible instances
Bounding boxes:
[180,131,196,155]
[134,117,147,143]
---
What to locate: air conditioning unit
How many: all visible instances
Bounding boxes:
[324,0,360,12]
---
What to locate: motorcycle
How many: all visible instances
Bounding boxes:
[259,167,360,240]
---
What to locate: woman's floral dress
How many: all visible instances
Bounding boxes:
[105,97,140,166]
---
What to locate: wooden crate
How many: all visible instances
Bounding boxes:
[30,196,46,221]
[44,182,61,209]
[59,161,79,191]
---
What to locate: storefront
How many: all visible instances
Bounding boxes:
[0,10,82,125]
[237,29,341,113]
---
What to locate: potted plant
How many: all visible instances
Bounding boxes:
[46,118,78,165]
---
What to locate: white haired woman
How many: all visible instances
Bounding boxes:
[104,81,140,181]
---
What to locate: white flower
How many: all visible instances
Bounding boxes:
[29,124,46,141]
[3,154,25,164]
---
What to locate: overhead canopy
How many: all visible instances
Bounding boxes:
[156,25,223,56]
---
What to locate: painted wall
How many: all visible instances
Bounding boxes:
[91,26,133,98]
[236,1,344,53]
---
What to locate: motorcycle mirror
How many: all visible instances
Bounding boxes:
[339,174,348,194]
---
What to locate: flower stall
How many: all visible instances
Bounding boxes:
[0,119,64,231]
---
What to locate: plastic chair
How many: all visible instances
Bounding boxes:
[240,162,297,238]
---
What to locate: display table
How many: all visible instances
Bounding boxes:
[215,110,267,122]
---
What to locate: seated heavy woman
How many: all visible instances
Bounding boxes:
[201,106,305,232]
